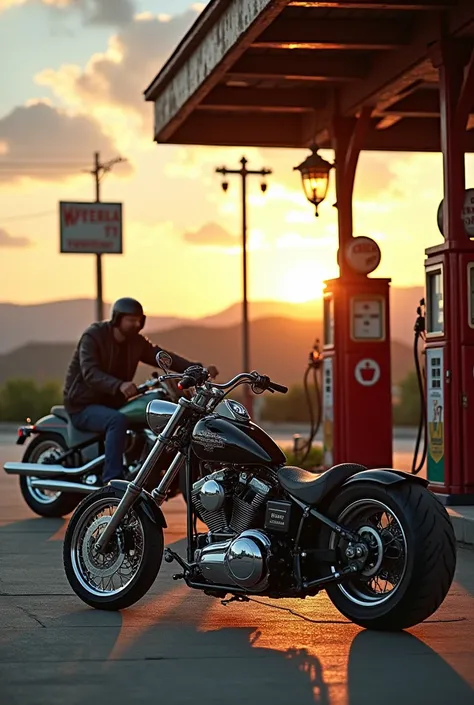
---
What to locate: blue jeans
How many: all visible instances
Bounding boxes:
[71,405,128,483]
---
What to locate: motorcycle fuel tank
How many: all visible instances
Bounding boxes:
[120,390,170,425]
[191,416,286,466]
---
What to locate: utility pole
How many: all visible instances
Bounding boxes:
[216,157,272,416]
[90,151,126,321]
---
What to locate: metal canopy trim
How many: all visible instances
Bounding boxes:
[145,0,474,151]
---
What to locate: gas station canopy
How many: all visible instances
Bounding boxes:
[144,0,474,151]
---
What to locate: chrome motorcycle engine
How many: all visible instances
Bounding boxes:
[191,468,272,534]
[194,529,272,591]
[191,468,275,590]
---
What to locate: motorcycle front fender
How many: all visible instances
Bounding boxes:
[342,468,429,489]
[110,480,167,529]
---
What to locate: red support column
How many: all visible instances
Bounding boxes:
[322,107,392,470]
[331,108,373,275]
[426,39,474,500]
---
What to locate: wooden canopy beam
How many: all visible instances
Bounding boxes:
[338,1,474,117]
[253,18,411,51]
[227,52,369,82]
[169,112,474,151]
[289,0,453,8]
[200,86,328,111]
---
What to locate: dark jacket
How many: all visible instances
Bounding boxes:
[63,321,196,414]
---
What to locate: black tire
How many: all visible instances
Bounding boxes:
[318,481,456,631]
[19,434,81,518]
[63,486,163,610]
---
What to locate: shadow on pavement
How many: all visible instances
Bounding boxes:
[347,629,474,705]
[1,520,473,705]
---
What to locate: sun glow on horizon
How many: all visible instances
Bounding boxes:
[277,262,327,303]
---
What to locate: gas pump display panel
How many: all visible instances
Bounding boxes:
[350,297,385,341]
[426,265,444,336]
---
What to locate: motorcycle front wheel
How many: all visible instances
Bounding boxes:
[63,486,163,610]
[318,481,456,631]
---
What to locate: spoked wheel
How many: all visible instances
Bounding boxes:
[63,486,163,610]
[19,434,80,517]
[330,498,408,606]
[319,482,456,631]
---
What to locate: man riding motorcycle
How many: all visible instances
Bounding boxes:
[63,297,218,484]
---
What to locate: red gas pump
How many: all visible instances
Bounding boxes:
[423,234,474,503]
[322,266,393,470]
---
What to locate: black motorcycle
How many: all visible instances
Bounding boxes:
[63,352,456,631]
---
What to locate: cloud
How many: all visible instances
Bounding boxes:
[0,101,129,183]
[0,0,135,26]
[0,227,31,247]
[36,8,202,131]
[183,222,237,247]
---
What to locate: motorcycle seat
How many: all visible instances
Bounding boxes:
[51,405,101,445]
[277,463,367,505]
[51,405,70,422]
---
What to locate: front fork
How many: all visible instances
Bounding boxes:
[95,403,187,553]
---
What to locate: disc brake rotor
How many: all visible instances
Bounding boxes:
[81,516,125,578]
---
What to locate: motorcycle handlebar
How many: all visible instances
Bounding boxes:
[268,381,289,394]
[157,368,288,395]
[212,371,289,395]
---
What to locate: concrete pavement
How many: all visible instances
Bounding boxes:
[0,442,473,705]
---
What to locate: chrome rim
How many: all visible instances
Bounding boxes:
[329,499,408,607]
[25,442,63,504]
[70,497,145,597]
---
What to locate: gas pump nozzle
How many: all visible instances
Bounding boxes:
[309,338,323,369]
[412,297,427,475]
[293,339,323,463]
[414,298,426,336]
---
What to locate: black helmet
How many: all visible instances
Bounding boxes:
[110,297,146,330]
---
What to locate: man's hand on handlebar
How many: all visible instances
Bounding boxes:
[120,381,138,399]
[207,365,219,379]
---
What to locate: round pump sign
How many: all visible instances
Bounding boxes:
[344,236,381,275]
[437,188,474,239]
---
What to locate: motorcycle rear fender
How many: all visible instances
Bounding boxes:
[110,480,167,529]
[342,468,429,490]
[17,414,68,445]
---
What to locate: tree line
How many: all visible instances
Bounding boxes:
[0,372,421,426]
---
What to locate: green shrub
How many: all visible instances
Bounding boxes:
[261,384,317,423]
[280,443,323,471]
[392,371,421,427]
[0,378,62,422]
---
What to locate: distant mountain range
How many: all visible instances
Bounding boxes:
[0,286,423,353]
[0,316,415,390]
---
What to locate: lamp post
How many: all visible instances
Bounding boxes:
[216,156,272,416]
[293,146,333,217]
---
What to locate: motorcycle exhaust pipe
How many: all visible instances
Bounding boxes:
[29,479,98,494]
[3,455,105,478]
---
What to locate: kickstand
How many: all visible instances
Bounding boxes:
[221,594,250,606]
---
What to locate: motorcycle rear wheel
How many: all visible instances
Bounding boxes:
[63,486,163,610]
[318,481,456,630]
[20,434,80,517]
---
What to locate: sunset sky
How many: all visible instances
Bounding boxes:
[1,0,473,318]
